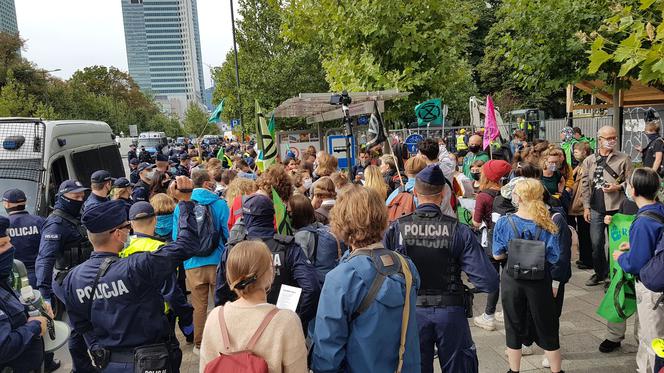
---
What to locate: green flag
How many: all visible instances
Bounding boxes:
[415,98,443,127]
[255,101,277,171]
[208,99,225,123]
[597,213,637,323]
[272,187,292,235]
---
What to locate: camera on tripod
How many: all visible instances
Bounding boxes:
[330,91,352,106]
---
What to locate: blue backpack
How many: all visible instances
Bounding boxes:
[637,211,664,308]
[193,203,222,257]
[299,225,345,282]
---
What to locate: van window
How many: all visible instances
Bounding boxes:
[72,147,104,187]
[47,156,68,209]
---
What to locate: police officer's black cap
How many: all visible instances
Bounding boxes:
[179,153,190,161]
[2,189,26,203]
[113,177,134,188]
[82,200,127,233]
[129,158,140,165]
[416,164,447,186]
[57,180,90,196]
[0,216,8,237]
[243,194,274,217]
[91,170,115,184]
[169,156,179,165]
[128,201,155,221]
[155,153,169,162]
[137,162,156,174]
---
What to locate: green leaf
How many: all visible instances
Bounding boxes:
[640,0,657,10]
[618,57,642,76]
[652,58,664,73]
[589,48,613,73]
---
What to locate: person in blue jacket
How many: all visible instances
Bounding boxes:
[0,215,48,372]
[36,180,96,372]
[384,164,498,373]
[385,156,427,206]
[311,185,421,373]
[215,193,320,328]
[492,178,563,373]
[82,170,114,213]
[613,168,664,372]
[53,176,199,373]
[171,169,229,354]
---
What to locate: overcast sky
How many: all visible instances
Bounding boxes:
[15,0,237,88]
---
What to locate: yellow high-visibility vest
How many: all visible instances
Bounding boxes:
[120,236,171,314]
[456,135,468,151]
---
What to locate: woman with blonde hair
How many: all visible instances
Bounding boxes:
[314,151,338,179]
[492,178,563,373]
[363,165,388,201]
[200,241,308,373]
[311,185,421,373]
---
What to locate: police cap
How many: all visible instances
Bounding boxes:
[129,158,140,165]
[58,180,89,196]
[155,153,169,162]
[416,164,447,186]
[243,194,274,217]
[2,189,26,203]
[91,170,115,184]
[82,200,127,233]
[137,162,156,174]
[113,177,134,188]
[129,201,155,221]
[0,216,8,237]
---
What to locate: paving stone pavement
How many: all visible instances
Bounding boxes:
[55,266,640,373]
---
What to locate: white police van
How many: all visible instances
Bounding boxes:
[137,131,168,157]
[0,118,123,216]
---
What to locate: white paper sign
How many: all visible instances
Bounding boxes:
[276,285,302,312]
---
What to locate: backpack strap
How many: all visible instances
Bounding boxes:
[639,210,664,225]
[350,248,402,321]
[311,230,319,265]
[394,252,413,373]
[507,215,521,238]
[80,256,118,333]
[245,308,280,350]
[217,306,232,354]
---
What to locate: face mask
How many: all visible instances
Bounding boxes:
[547,164,558,172]
[471,172,480,181]
[56,195,84,217]
[625,184,634,202]
[603,140,617,150]
[469,145,481,153]
[647,133,659,142]
[303,178,313,190]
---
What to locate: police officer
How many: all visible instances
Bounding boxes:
[111,178,133,219]
[36,180,96,372]
[53,177,199,373]
[0,216,49,372]
[384,164,499,373]
[3,189,44,288]
[83,170,114,213]
[175,154,190,177]
[127,144,137,166]
[155,153,171,175]
[138,146,152,164]
[128,158,140,185]
[214,193,320,327]
[119,202,193,341]
[131,162,156,203]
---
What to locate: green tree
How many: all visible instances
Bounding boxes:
[183,103,216,137]
[212,0,329,135]
[0,74,37,117]
[283,0,481,124]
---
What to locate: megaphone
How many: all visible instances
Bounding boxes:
[20,286,70,353]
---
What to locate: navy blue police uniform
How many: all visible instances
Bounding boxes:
[35,180,97,372]
[384,165,499,373]
[82,170,114,214]
[129,158,140,185]
[3,189,45,287]
[127,146,137,166]
[131,163,155,203]
[175,154,190,177]
[53,199,200,373]
[113,178,134,219]
[214,194,320,327]
[0,216,45,372]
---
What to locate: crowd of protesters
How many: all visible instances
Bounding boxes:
[1,123,663,373]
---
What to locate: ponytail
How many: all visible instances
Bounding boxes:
[513,178,559,234]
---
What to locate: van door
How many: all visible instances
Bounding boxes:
[44,156,69,214]
[71,147,104,188]
[98,144,124,178]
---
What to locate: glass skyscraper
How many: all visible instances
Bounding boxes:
[121,0,206,119]
[0,0,18,35]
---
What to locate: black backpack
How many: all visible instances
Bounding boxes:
[505,216,546,281]
[193,203,222,257]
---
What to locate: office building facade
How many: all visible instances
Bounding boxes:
[0,0,18,35]
[121,0,206,119]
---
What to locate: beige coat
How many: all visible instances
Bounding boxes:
[580,150,633,212]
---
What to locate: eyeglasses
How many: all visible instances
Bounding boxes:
[599,136,618,141]
[111,222,131,233]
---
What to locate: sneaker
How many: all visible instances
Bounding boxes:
[585,274,606,286]
[193,346,200,356]
[473,313,496,331]
[495,311,504,323]
[542,356,550,368]
[521,344,533,356]
[599,339,621,353]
